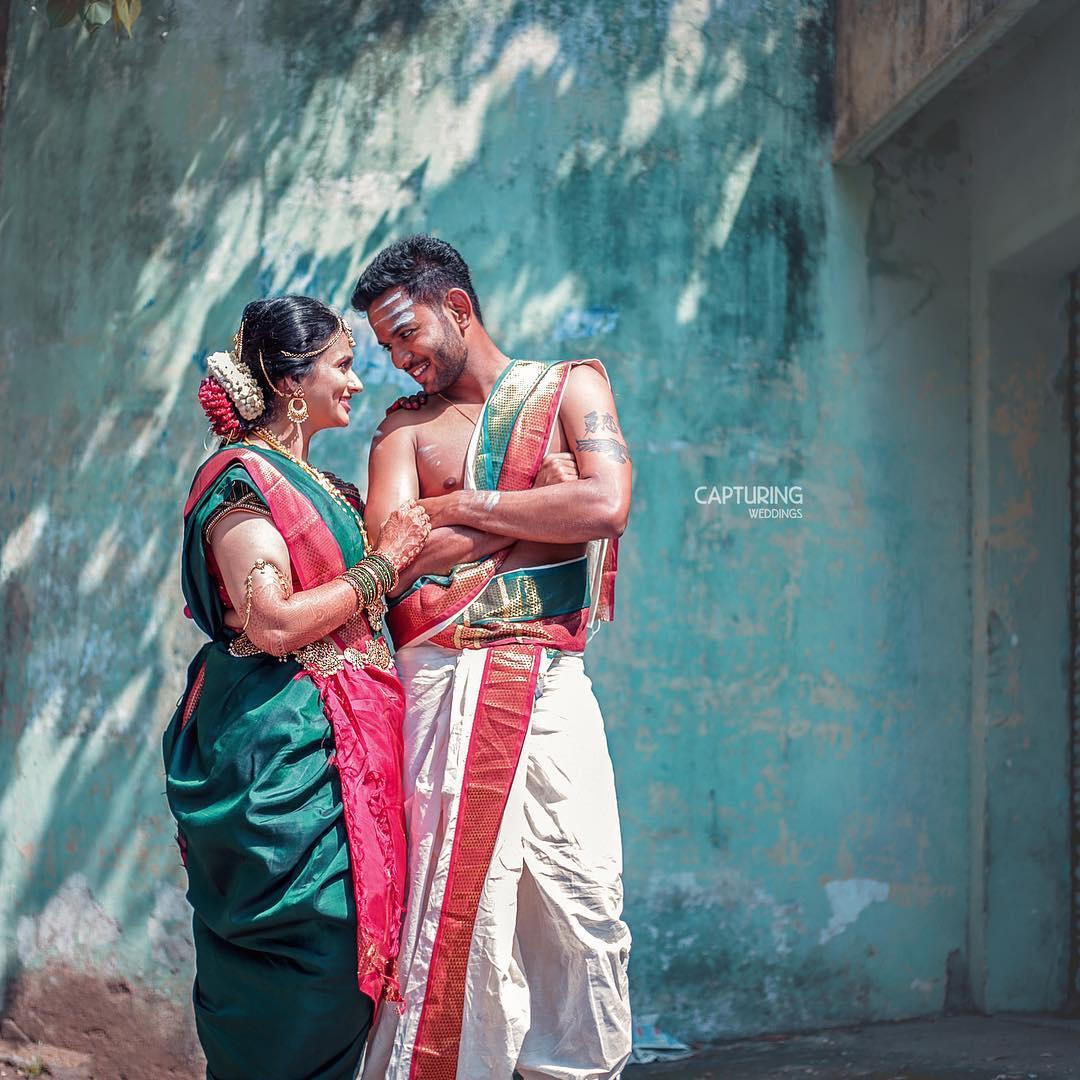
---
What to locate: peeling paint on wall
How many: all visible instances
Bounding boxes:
[819,879,890,945]
[147,885,195,975]
[16,875,121,971]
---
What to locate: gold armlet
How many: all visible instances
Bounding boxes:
[241,558,291,634]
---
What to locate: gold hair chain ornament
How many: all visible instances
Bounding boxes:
[279,315,355,358]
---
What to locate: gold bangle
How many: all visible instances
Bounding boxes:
[341,569,366,611]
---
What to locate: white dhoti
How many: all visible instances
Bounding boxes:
[364,643,632,1080]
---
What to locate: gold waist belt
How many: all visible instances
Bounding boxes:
[228,632,393,674]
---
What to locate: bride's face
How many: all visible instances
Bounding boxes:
[293,332,363,431]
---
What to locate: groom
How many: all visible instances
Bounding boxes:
[354,235,633,1080]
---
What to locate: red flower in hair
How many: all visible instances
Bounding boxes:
[198,377,244,441]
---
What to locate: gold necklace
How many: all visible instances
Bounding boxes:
[437,393,482,425]
[247,427,370,551]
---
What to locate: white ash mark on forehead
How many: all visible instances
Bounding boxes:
[370,290,403,313]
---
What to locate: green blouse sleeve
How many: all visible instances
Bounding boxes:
[182,464,272,639]
[201,475,272,547]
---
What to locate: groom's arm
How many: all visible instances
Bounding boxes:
[364,411,509,595]
[421,365,631,544]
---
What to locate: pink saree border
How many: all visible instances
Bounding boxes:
[185,447,346,589]
[408,644,543,1079]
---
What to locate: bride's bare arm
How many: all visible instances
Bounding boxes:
[211,514,360,656]
[211,501,429,656]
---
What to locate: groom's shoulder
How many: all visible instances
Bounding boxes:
[383,391,435,429]
[551,358,611,386]
[558,359,613,399]
[372,391,434,446]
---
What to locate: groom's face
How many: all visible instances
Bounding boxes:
[367,287,467,394]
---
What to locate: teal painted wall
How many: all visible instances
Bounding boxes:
[2,0,1062,1042]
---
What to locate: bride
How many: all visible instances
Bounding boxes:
[162,295,429,1079]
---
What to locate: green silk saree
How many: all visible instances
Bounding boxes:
[163,446,406,1080]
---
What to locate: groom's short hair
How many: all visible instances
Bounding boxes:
[351,235,484,325]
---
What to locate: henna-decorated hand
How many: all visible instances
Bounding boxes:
[376,499,431,573]
[386,391,428,414]
[534,451,579,488]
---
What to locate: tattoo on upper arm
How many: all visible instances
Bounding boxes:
[576,437,632,464]
[584,410,620,435]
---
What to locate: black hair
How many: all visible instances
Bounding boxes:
[350,235,484,324]
[235,295,341,432]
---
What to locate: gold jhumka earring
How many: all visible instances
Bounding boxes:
[286,386,309,428]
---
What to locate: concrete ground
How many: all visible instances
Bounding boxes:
[626,1014,1080,1079]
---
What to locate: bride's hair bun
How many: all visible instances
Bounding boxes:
[197,296,345,444]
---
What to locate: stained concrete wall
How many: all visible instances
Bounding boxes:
[963,6,1080,1009]
[850,0,1080,1014]
[0,0,1068,1048]
[833,0,1044,162]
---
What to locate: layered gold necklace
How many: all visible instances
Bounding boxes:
[246,426,370,552]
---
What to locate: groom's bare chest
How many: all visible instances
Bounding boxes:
[413,405,479,497]
[413,398,572,498]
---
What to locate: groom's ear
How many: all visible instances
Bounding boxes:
[444,288,472,333]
